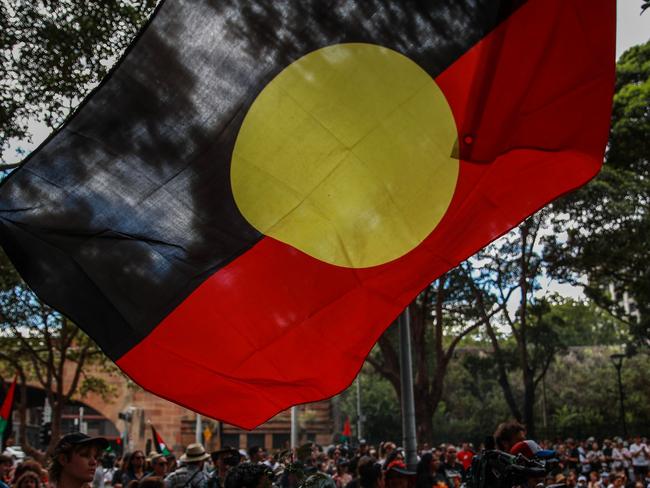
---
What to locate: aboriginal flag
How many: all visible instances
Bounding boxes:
[0,0,615,429]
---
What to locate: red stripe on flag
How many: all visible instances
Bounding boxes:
[117,0,614,429]
[0,376,16,421]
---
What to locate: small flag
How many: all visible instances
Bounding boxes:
[0,376,16,450]
[342,417,352,440]
[151,424,170,456]
[203,426,212,444]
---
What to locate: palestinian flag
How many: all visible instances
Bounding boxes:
[0,0,615,429]
[151,425,171,456]
[0,377,16,450]
[341,417,352,442]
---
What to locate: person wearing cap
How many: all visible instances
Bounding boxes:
[578,475,588,487]
[165,444,210,488]
[208,447,241,488]
[510,440,557,460]
[48,433,109,488]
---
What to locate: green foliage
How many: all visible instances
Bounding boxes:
[0,0,157,158]
[338,370,401,445]
[545,41,650,350]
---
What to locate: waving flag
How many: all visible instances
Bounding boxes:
[151,424,171,456]
[0,0,615,429]
[0,377,16,450]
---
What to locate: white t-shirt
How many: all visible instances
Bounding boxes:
[630,443,649,467]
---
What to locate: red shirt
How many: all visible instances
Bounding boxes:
[457,449,474,471]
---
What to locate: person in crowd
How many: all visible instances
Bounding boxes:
[587,442,605,473]
[47,432,108,488]
[331,459,351,488]
[455,444,473,475]
[165,444,209,488]
[379,444,396,468]
[578,475,588,487]
[146,455,167,480]
[0,455,13,488]
[439,446,463,485]
[566,439,581,473]
[122,451,146,486]
[588,471,600,488]
[13,461,45,485]
[13,471,41,488]
[224,463,270,488]
[384,460,414,488]
[140,477,165,488]
[247,448,266,466]
[493,420,526,452]
[166,455,178,475]
[415,453,434,488]
[209,447,241,488]
[629,436,649,482]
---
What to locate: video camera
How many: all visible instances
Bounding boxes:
[467,449,564,488]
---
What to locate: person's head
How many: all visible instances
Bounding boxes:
[48,433,108,487]
[15,471,41,488]
[225,463,271,488]
[248,446,266,464]
[139,477,165,488]
[180,444,210,468]
[13,460,44,483]
[494,420,526,452]
[601,472,610,485]
[381,443,396,460]
[358,441,369,456]
[356,456,380,488]
[589,471,598,483]
[0,454,12,478]
[130,450,146,472]
[150,454,167,477]
[385,463,412,488]
[591,442,599,451]
[212,447,241,473]
[445,445,457,464]
[577,475,587,487]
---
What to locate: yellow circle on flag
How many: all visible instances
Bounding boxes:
[231,43,459,268]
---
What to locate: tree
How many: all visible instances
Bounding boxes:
[466,211,567,438]
[0,250,117,454]
[1,0,157,164]
[545,41,650,351]
[366,268,490,444]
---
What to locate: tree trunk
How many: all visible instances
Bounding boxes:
[523,369,536,438]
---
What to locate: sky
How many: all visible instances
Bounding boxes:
[617,0,650,58]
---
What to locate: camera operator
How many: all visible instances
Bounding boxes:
[494,421,527,453]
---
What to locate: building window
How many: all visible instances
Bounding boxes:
[247,433,265,448]
[272,434,290,449]
[222,434,240,449]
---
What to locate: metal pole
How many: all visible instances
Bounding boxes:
[195,413,203,445]
[616,365,627,437]
[290,406,299,449]
[398,309,418,470]
[356,376,363,441]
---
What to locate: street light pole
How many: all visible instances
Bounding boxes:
[609,353,627,438]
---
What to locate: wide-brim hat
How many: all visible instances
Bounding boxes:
[180,443,210,463]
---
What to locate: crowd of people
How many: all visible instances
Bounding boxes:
[0,422,648,488]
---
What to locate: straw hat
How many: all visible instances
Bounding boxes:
[180,443,210,463]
